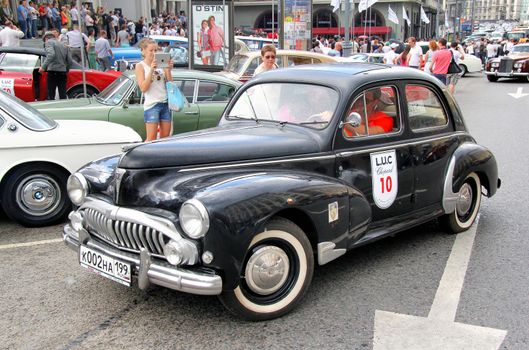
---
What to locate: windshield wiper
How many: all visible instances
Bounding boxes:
[226,115,259,122]
[298,121,330,125]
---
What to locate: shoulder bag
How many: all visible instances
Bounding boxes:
[447,50,462,74]
[166,81,186,112]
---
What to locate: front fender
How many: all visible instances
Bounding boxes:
[187,170,369,290]
[443,143,499,214]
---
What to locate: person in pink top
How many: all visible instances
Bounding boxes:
[208,15,225,65]
[430,38,452,85]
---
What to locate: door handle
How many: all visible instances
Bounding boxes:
[184,111,198,115]
[21,77,32,81]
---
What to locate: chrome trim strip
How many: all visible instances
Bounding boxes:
[337,132,467,158]
[442,156,458,214]
[179,154,336,172]
[62,225,222,295]
[317,242,346,265]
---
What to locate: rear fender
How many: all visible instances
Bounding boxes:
[443,143,499,214]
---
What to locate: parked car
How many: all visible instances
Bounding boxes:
[32,70,241,140]
[61,63,500,320]
[0,91,141,227]
[217,50,338,82]
[235,35,278,51]
[485,43,529,82]
[338,53,385,63]
[111,35,188,69]
[0,47,122,101]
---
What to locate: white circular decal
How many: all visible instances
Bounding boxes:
[370,150,398,209]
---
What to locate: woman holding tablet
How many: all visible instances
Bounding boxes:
[135,38,173,141]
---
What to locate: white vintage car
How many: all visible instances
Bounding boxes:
[0,91,141,227]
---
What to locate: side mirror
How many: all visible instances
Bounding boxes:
[339,112,362,128]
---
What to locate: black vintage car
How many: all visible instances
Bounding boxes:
[62,63,500,321]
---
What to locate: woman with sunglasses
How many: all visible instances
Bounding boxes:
[135,38,173,141]
[254,44,278,76]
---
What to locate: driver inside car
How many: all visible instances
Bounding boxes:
[344,88,394,137]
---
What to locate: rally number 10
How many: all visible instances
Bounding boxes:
[380,176,393,193]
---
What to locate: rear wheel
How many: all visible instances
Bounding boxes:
[487,75,499,82]
[67,86,98,99]
[1,165,70,227]
[440,173,481,234]
[218,218,314,321]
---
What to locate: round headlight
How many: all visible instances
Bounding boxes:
[67,173,88,206]
[179,199,209,239]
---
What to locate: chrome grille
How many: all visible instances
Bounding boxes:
[499,59,513,73]
[84,208,166,255]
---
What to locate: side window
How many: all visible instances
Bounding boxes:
[245,58,260,77]
[343,86,400,138]
[129,84,143,104]
[405,85,448,130]
[197,81,234,102]
[172,79,195,103]
[287,56,312,66]
[312,58,322,64]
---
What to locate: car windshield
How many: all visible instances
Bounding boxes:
[513,45,529,53]
[0,91,56,131]
[226,83,339,129]
[350,54,368,62]
[96,75,134,105]
[227,55,250,74]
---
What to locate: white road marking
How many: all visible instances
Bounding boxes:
[373,219,508,349]
[508,87,529,99]
[0,238,63,250]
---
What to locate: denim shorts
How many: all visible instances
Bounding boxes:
[144,102,171,123]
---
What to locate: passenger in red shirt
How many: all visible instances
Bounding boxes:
[345,89,394,136]
[430,38,451,85]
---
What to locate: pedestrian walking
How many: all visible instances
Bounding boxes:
[0,20,24,47]
[17,0,28,39]
[430,38,451,85]
[447,41,464,94]
[116,24,131,47]
[66,24,90,67]
[423,40,438,74]
[94,29,113,71]
[406,37,423,69]
[39,31,73,100]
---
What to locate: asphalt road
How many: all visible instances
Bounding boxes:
[1,72,528,350]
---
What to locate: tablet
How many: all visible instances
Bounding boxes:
[155,53,171,68]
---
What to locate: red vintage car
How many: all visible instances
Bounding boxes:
[0,47,122,101]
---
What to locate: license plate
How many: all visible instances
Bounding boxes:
[79,246,131,286]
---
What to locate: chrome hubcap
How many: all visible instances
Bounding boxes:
[456,183,473,217]
[16,175,60,216]
[245,246,290,295]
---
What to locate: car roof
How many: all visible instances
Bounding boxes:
[124,69,241,86]
[0,47,45,56]
[148,35,188,43]
[236,49,337,61]
[249,63,444,92]
[236,36,278,42]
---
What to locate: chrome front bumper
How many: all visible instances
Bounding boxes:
[484,70,529,77]
[62,224,222,295]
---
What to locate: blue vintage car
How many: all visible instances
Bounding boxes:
[111,35,188,68]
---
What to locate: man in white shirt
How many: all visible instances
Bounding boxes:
[486,41,497,62]
[505,39,515,55]
[406,37,423,68]
[66,24,90,67]
[383,43,399,65]
[0,21,24,47]
[70,5,78,25]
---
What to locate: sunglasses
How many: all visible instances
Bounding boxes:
[264,55,276,59]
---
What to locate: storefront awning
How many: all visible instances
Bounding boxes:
[313,26,392,36]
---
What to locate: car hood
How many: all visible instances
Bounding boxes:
[119,123,324,169]
[214,71,241,81]
[10,120,141,148]
[508,52,529,60]
[30,97,98,110]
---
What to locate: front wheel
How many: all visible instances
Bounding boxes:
[487,75,499,82]
[67,86,98,99]
[1,165,70,227]
[440,173,481,234]
[218,218,314,321]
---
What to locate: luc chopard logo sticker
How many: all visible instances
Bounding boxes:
[370,150,398,209]
[328,201,339,223]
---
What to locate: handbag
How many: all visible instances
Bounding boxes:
[166,81,185,112]
[447,50,462,74]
